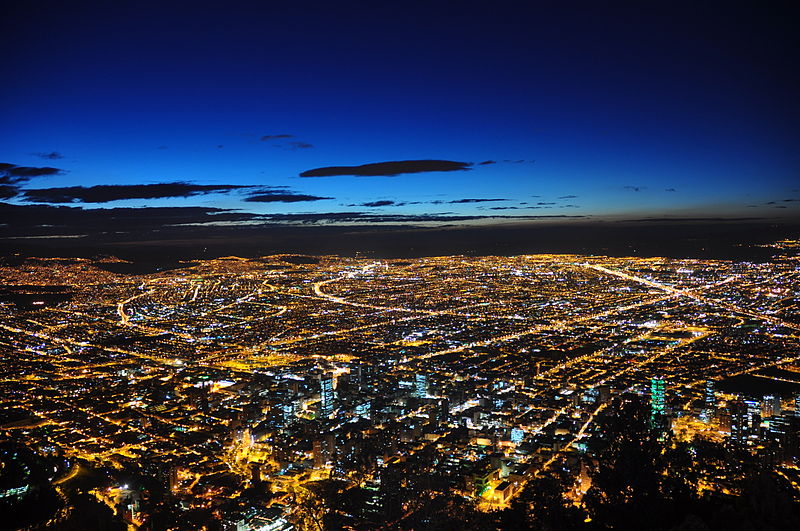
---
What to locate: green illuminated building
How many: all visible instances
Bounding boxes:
[650,376,666,432]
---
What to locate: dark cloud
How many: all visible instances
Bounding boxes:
[558,195,578,199]
[537,202,556,205]
[244,192,332,203]
[0,201,588,235]
[300,160,472,177]
[624,185,646,192]
[0,163,66,197]
[360,200,396,207]
[217,145,224,149]
[32,151,65,160]
[489,206,521,210]
[0,202,260,236]
[449,198,506,204]
[261,134,314,150]
[288,141,314,150]
[0,163,65,184]
[0,185,18,199]
[665,188,677,192]
[502,159,535,164]
[478,160,496,165]
[783,198,799,202]
[21,182,253,204]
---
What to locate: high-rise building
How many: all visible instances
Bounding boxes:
[762,395,781,418]
[313,440,324,468]
[717,407,732,433]
[704,380,715,408]
[414,373,428,399]
[598,385,611,404]
[650,377,666,430]
[351,362,373,391]
[744,398,761,431]
[350,363,363,385]
[436,398,450,425]
[354,400,371,419]
[320,374,334,419]
[701,380,716,422]
[283,402,297,425]
[582,387,600,404]
[730,400,749,443]
[768,414,790,441]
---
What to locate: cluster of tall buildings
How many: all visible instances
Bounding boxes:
[650,375,800,460]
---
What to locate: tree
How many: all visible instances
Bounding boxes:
[497,467,584,531]
[582,395,696,530]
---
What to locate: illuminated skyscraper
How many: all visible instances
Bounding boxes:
[762,395,780,418]
[701,380,715,422]
[320,374,334,419]
[283,402,297,425]
[744,398,760,430]
[354,400,371,419]
[650,377,666,432]
[704,380,715,409]
[768,414,790,441]
[414,373,428,398]
[730,400,748,443]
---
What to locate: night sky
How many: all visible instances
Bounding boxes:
[1,1,798,252]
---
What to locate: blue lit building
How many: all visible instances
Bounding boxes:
[414,373,428,399]
[701,380,716,422]
[354,400,371,419]
[320,375,334,419]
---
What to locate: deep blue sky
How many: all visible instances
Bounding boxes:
[2,1,798,229]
